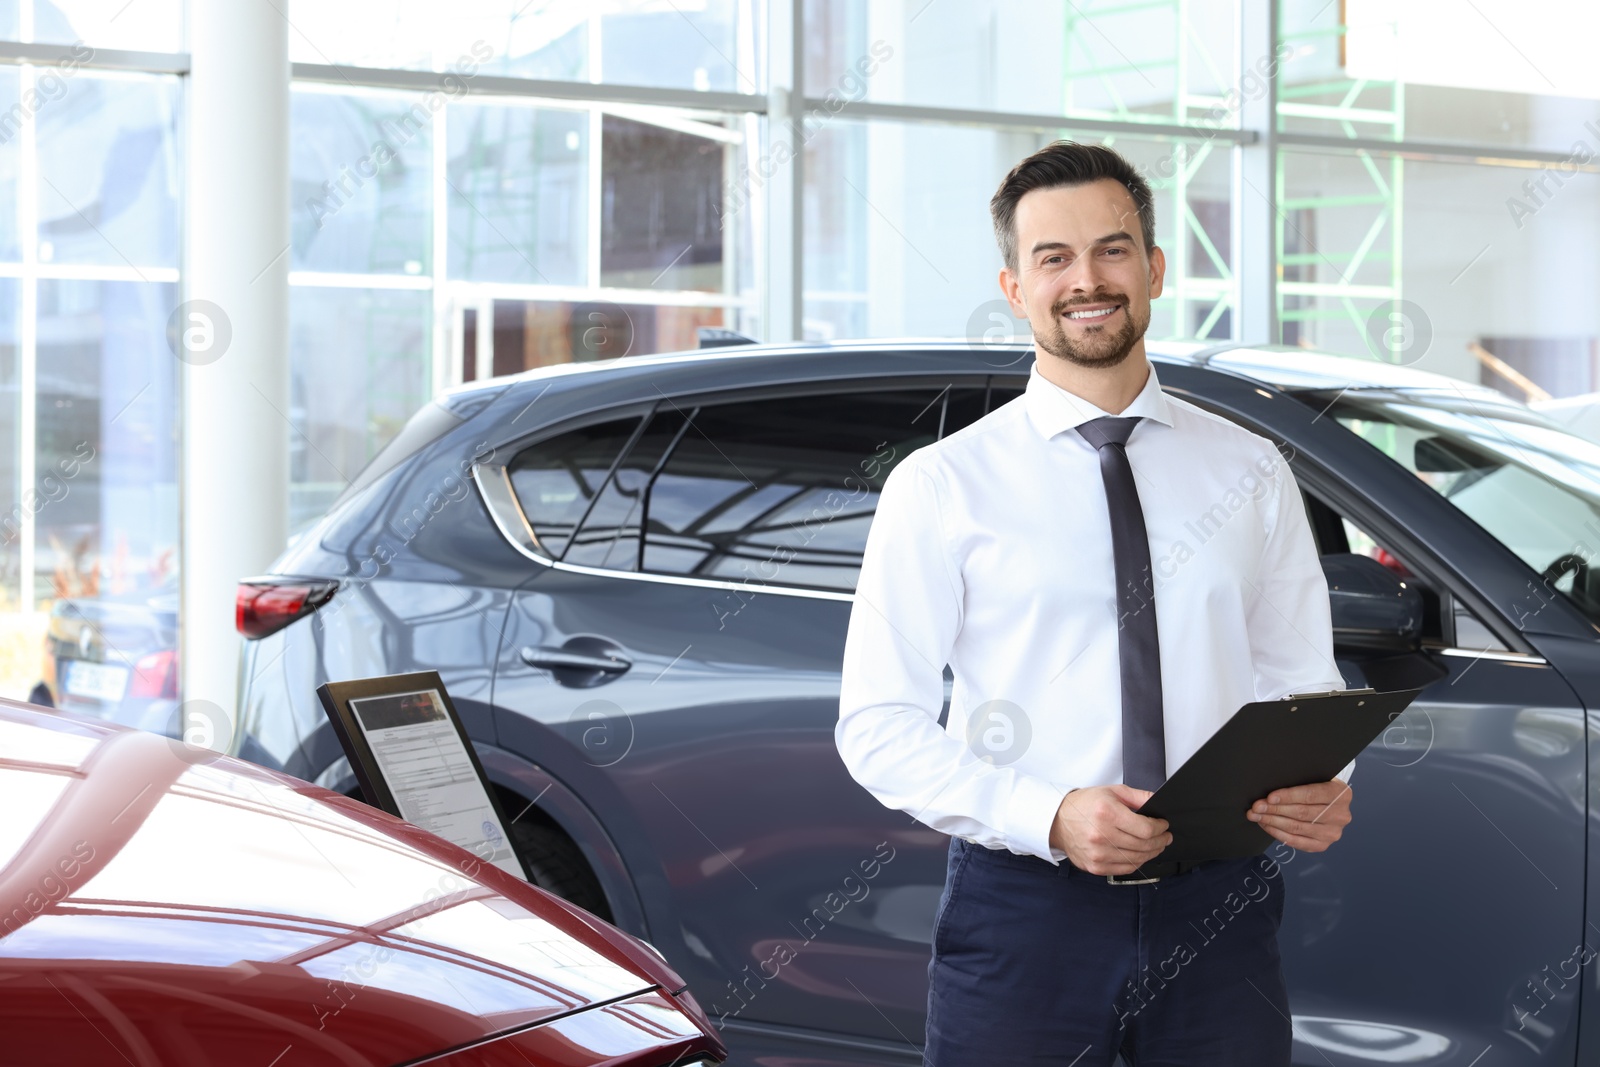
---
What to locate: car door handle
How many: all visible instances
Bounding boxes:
[520,646,633,674]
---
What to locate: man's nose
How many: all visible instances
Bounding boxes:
[1062,251,1103,292]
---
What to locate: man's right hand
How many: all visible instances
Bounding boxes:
[1048,785,1172,875]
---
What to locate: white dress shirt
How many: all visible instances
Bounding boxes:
[835,358,1347,865]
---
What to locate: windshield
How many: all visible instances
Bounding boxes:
[1326,390,1600,627]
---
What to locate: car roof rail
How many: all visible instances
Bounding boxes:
[697,326,758,349]
[1188,341,1246,367]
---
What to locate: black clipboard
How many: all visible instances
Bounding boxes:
[1137,686,1425,863]
[316,670,530,881]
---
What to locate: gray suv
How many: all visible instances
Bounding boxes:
[238,339,1600,1065]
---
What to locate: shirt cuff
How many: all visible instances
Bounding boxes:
[1004,774,1070,865]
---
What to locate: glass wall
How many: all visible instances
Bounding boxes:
[32,0,181,51]
[291,87,433,277]
[796,0,1600,397]
[1279,151,1600,389]
[804,121,1233,342]
[804,0,1239,123]
[1284,0,1600,153]
[287,80,758,536]
[285,0,761,92]
[280,6,766,539]
[0,0,182,712]
[445,102,588,285]
[801,0,1241,345]
[1277,0,1600,400]
[288,287,432,531]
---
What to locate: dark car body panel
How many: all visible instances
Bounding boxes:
[0,702,724,1066]
[238,341,1600,1064]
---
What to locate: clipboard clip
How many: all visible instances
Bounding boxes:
[1280,687,1376,700]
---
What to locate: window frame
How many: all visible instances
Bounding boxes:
[476,399,656,564]
[1145,381,1548,660]
[474,372,1004,597]
[625,383,966,592]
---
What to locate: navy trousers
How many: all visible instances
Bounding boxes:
[925,836,1292,1066]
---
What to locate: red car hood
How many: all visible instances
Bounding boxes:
[0,702,719,1066]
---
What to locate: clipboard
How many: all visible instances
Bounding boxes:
[316,671,530,881]
[1136,686,1425,863]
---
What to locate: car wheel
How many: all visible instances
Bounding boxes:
[508,819,613,922]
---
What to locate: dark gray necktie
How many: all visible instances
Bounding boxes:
[1076,415,1166,791]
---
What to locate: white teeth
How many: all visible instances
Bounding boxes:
[1067,306,1117,320]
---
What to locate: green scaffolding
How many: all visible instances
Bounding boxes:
[1062,0,1237,342]
[1060,1,1406,353]
[1275,3,1405,357]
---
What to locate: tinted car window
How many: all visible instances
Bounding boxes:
[636,390,947,591]
[938,386,988,437]
[988,382,1024,409]
[562,408,690,570]
[507,416,643,558]
[941,378,1037,435]
[1329,392,1600,626]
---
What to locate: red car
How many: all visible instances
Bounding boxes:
[0,700,727,1067]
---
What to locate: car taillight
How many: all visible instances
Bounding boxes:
[1374,547,1411,577]
[236,577,340,640]
[128,649,179,700]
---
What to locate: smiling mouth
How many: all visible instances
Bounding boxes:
[1061,304,1121,323]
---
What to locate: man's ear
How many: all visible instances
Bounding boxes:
[999,266,1027,318]
[1146,244,1166,302]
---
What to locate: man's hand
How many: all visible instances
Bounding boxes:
[1248,780,1352,852]
[1049,785,1171,875]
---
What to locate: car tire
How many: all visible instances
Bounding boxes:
[509,820,613,923]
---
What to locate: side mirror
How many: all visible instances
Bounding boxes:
[1322,552,1423,654]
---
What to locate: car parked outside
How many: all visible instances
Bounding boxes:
[29,573,181,737]
[235,339,1600,1065]
[0,700,726,1066]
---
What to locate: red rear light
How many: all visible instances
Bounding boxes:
[236,577,340,640]
[1373,547,1411,578]
[128,649,179,700]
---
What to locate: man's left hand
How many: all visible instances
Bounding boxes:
[1247,780,1352,852]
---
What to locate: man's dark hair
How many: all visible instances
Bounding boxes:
[989,140,1157,272]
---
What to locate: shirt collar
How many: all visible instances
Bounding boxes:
[1022,356,1173,443]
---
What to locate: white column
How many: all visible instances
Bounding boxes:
[431,103,451,396]
[763,0,802,342]
[180,0,291,740]
[1234,0,1278,346]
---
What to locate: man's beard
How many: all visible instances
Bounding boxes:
[1035,293,1149,369]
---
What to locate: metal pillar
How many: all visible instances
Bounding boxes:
[1275,3,1404,352]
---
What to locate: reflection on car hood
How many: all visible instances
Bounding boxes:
[0,702,665,1065]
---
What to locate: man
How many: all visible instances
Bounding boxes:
[834,140,1353,1064]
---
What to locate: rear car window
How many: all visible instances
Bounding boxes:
[504,381,1012,589]
[561,408,690,570]
[636,389,946,591]
[506,416,644,559]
